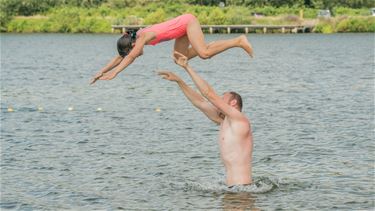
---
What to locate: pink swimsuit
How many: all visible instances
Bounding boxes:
[137,14,195,45]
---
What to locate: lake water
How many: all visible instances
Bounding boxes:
[1,33,374,210]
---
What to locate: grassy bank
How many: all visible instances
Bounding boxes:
[314,16,375,33]
[4,4,375,33]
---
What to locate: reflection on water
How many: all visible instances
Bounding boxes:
[1,33,374,210]
[222,192,258,211]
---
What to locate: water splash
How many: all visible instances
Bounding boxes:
[169,176,279,194]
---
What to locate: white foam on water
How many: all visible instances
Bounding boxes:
[169,176,279,194]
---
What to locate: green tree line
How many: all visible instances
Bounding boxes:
[2,0,374,17]
[1,0,374,33]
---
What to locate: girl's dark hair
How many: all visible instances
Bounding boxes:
[117,30,137,57]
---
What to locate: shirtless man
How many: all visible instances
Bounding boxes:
[158,52,253,187]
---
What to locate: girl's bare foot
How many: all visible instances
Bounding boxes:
[238,35,254,58]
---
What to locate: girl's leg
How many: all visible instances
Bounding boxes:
[186,17,253,59]
[185,42,217,60]
[174,35,190,57]
[174,35,200,60]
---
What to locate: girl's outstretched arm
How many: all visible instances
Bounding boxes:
[93,32,156,83]
[90,55,123,84]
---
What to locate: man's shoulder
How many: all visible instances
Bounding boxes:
[230,113,251,132]
[229,111,250,123]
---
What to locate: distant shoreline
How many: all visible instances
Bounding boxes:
[111,24,315,34]
[3,4,374,34]
[4,15,374,34]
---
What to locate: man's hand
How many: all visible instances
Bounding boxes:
[90,71,104,85]
[173,51,188,68]
[158,71,181,82]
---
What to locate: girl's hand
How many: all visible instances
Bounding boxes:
[90,72,103,85]
[99,71,118,81]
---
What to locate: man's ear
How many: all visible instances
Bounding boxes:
[230,99,237,107]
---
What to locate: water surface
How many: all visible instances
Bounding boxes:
[1,33,374,210]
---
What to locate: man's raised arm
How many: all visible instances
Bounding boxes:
[173,51,243,121]
[158,71,223,124]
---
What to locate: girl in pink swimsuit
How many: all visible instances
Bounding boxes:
[91,14,253,84]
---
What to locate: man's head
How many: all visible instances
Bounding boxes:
[222,91,243,111]
[117,31,137,57]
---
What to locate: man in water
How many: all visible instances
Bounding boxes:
[158,51,253,187]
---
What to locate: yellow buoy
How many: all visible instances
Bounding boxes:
[37,106,44,111]
[155,107,161,112]
[7,107,14,112]
[97,107,103,111]
[68,106,74,111]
